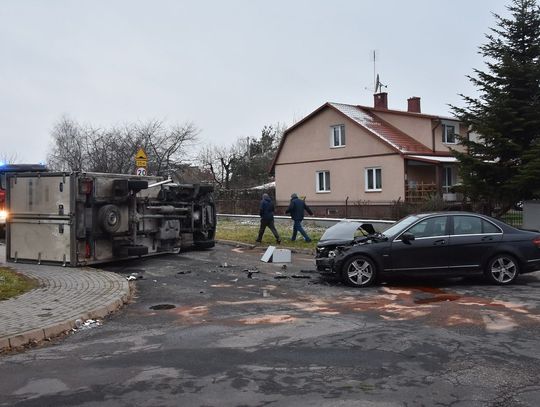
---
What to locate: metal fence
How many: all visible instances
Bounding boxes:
[213,189,524,227]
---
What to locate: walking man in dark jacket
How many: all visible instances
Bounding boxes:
[256,193,281,244]
[285,193,313,242]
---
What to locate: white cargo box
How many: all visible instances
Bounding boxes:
[6,172,216,266]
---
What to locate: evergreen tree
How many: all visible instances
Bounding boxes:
[230,124,285,188]
[452,0,540,216]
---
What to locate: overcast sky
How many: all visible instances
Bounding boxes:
[1,0,511,163]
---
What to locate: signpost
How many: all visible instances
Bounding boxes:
[135,148,147,176]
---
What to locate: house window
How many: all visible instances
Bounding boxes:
[443,166,453,193]
[365,167,382,191]
[443,124,456,144]
[330,125,345,147]
[316,171,331,192]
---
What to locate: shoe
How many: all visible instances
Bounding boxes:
[276,240,281,244]
[255,240,261,244]
[305,238,312,243]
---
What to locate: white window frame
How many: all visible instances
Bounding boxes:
[365,167,382,192]
[443,124,457,144]
[330,125,345,148]
[443,166,453,193]
[316,170,331,193]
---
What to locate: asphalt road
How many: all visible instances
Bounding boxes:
[1,243,540,407]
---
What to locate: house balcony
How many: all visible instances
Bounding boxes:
[405,181,462,203]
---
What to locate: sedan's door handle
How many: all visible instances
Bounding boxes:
[433,239,446,246]
[481,236,493,241]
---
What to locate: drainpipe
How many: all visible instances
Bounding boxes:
[431,119,442,153]
[345,196,349,219]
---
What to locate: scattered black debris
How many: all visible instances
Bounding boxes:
[177,270,192,275]
[200,291,205,294]
[300,269,316,273]
[274,275,289,279]
[244,268,260,279]
[219,262,230,268]
[292,275,311,279]
[150,304,176,310]
[281,264,287,270]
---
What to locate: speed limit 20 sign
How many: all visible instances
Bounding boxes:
[135,148,147,176]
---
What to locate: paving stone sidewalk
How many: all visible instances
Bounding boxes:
[0,245,131,351]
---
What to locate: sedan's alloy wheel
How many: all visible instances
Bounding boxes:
[489,255,518,284]
[342,256,376,287]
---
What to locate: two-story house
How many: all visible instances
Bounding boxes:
[271,93,467,217]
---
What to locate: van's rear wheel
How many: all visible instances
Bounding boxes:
[98,204,122,234]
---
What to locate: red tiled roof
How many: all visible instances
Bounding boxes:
[329,103,433,154]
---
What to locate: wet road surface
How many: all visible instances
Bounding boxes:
[1,243,540,406]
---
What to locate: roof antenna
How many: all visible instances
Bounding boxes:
[365,50,388,93]
[375,74,387,93]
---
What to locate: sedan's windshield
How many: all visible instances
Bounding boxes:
[380,215,419,238]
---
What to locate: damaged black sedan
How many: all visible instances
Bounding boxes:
[316,212,540,287]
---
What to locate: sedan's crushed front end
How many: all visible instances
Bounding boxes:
[315,221,380,274]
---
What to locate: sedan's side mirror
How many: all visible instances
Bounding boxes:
[401,233,415,244]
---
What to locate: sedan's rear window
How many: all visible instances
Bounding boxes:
[452,215,501,235]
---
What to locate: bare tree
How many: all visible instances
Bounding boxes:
[0,152,19,164]
[46,117,199,175]
[144,122,199,176]
[197,144,244,189]
[47,116,88,171]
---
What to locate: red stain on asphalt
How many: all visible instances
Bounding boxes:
[414,294,461,304]
[172,305,209,323]
[238,314,296,325]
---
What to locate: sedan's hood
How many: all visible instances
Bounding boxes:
[318,221,373,245]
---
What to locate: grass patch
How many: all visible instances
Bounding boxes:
[216,218,325,250]
[0,267,38,301]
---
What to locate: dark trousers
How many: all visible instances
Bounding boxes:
[291,219,311,242]
[257,219,280,242]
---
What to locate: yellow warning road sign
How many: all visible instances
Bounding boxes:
[135,148,147,160]
[135,148,147,172]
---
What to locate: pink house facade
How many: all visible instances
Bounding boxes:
[271,93,467,218]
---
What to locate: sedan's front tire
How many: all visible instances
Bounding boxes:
[484,254,519,285]
[341,255,377,287]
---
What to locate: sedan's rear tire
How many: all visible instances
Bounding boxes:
[484,254,519,285]
[340,255,377,287]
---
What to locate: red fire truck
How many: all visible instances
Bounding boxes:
[0,163,47,236]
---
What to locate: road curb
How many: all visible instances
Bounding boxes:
[0,268,133,353]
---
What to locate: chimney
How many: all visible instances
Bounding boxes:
[407,96,421,113]
[373,92,388,110]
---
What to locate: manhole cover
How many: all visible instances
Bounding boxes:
[149,304,176,310]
